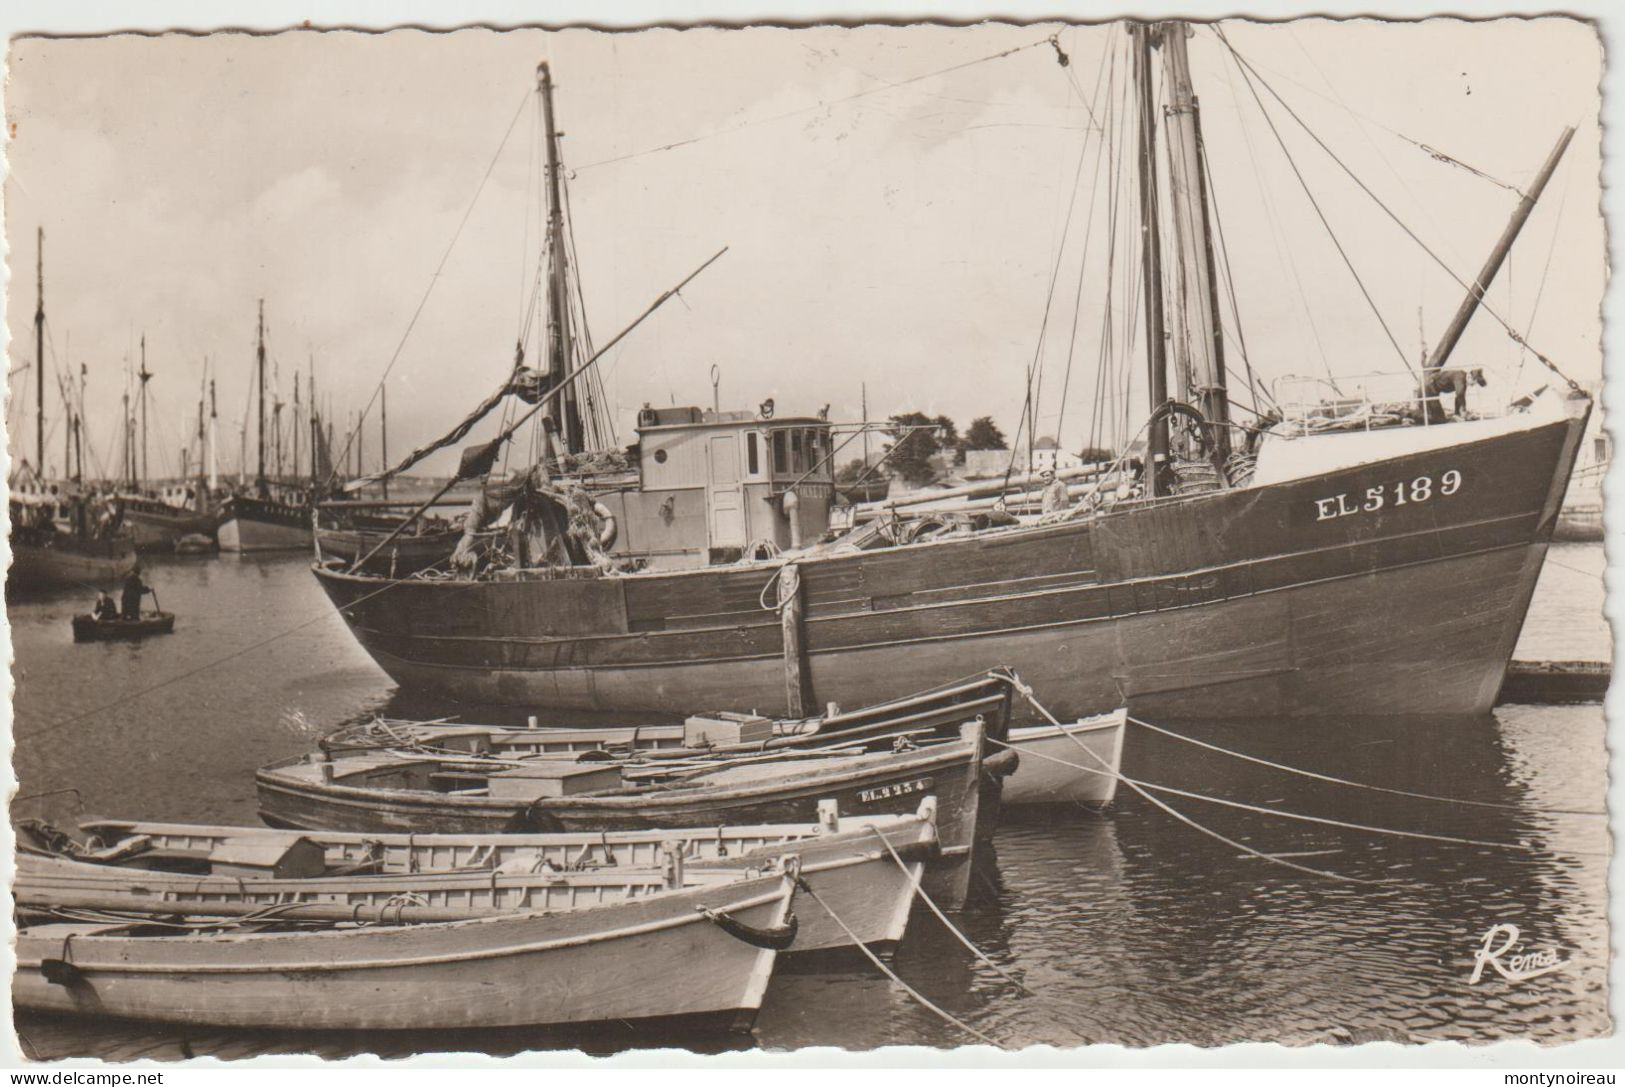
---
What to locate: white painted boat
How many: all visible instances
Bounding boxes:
[24,800,938,954]
[1003,708,1126,808]
[14,859,797,1033]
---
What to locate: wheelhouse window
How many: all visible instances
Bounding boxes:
[773,430,789,474]
[747,432,760,475]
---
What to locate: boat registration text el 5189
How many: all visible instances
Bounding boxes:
[1314,470,1463,522]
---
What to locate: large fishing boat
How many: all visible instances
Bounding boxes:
[314,25,1590,721]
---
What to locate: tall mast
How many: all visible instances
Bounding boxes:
[1160,21,1230,462]
[1425,127,1575,372]
[538,61,583,454]
[138,335,152,487]
[1132,24,1171,496]
[256,299,267,489]
[34,227,44,477]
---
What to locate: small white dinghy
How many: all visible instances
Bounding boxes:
[1002,708,1127,808]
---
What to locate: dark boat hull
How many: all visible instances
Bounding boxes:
[8,537,138,593]
[257,737,998,908]
[71,612,177,642]
[314,524,460,575]
[122,506,217,552]
[217,495,311,553]
[313,410,1588,720]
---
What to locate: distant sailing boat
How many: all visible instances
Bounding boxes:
[314,27,1589,720]
[7,228,138,594]
[113,337,219,552]
[217,301,319,552]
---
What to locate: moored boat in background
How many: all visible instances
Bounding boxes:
[1003,708,1126,808]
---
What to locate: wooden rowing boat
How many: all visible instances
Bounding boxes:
[70,612,176,643]
[322,670,1015,762]
[21,800,939,954]
[258,723,1004,908]
[14,862,797,1033]
[1003,708,1126,808]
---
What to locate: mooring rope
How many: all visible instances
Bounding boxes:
[1004,680,1379,883]
[795,879,1000,1047]
[864,827,1033,996]
[1126,716,1607,818]
[986,735,1379,885]
[991,738,1607,860]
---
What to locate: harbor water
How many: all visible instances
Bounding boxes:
[8,542,1610,1056]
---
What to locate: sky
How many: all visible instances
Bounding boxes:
[2,17,1605,482]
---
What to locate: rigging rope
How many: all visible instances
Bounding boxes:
[1215,27,1584,394]
[1001,40,1103,493]
[1126,715,1606,817]
[1053,44,1114,457]
[573,37,1056,174]
[325,86,532,490]
[1216,28,1416,378]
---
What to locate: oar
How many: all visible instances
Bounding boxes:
[148,587,162,618]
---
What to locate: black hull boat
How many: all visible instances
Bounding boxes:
[217,494,312,553]
[316,406,1588,721]
[71,611,176,642]
[119,497,217,553]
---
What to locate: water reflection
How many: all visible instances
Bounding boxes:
[7,544,1609,1054]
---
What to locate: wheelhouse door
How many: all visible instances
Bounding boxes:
[706,433,746,551]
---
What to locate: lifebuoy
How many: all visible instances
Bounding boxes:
[593,501,618,549]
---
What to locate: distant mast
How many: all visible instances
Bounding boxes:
[34,227,44,477]
[1160,21,1230,463]
[208,377,219,491]
[137,335,152,487]
[539,61,584,455]
[255,299,267,491]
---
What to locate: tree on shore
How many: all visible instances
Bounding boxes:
[886,412,955,484]
[962,416,1008,452]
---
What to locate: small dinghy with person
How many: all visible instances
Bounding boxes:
[70,611,175,643]
[14,852,800,1034]
[16,797,940,956]
[258,722,1007,908]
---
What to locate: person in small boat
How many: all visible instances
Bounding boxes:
[1418,367,1486,423]
[92,591,119,622]
[120,565,152,620]
[1039,468,1071,515]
